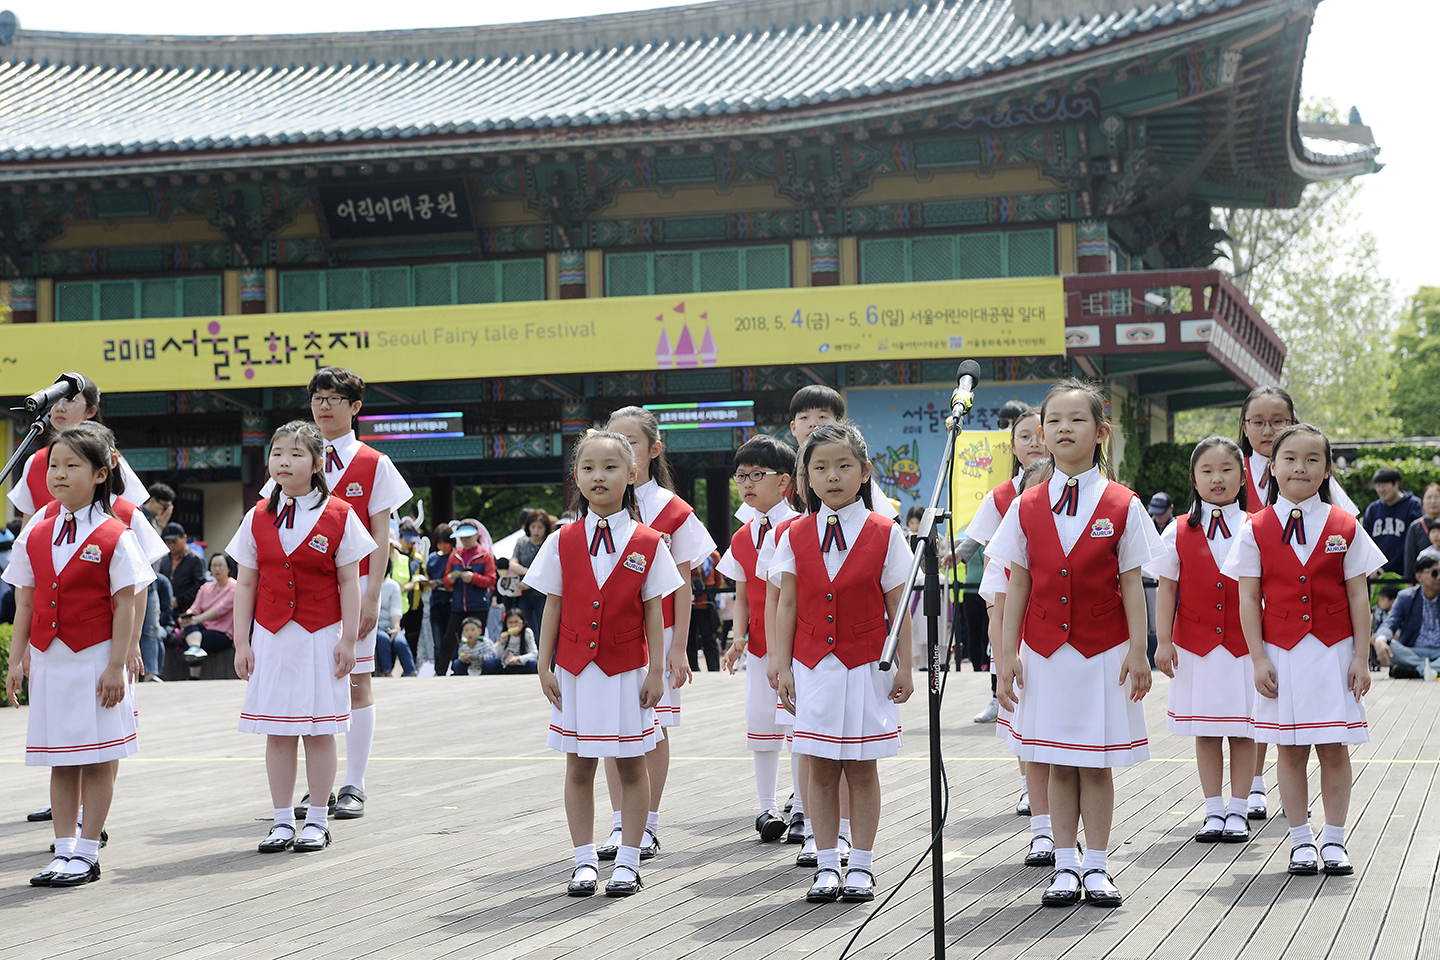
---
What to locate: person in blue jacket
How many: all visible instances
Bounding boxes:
[1374,554,1440,677]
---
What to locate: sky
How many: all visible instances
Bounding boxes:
[7,0,1434,299]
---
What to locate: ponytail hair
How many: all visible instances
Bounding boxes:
[51,425,117,516]
[566,430,640,521]
[607,406,676,491]
[1184,435,1248,528]
[1265,423,1333,506]
[1039,378,1114,479]
[265,420,330,515]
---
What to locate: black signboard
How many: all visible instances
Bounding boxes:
[318,177,475,242]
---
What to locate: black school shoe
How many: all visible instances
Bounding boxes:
[334,785,366,820]
[786,813,805,844]
[27,805,52,822]
[294,792,337,821]
[567,864,599,897]
[1041,868,1083,907]
[756,811,788,843]
[1288,843,1319,875]
[1082,869,1122,907]
[292,825,332,853]
[1194,814,1226,843]
[48,858,100,887]
[258,824,296,853]
[639,831,661,860]
[1321,842,1354,876]
[597,828,622,861]
[605,868,643,897]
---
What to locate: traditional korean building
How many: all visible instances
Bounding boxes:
[0,0,1379,543]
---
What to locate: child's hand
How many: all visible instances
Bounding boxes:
[1373,638,1392,667]
[97,663,126,709]
[1348,658,1371,702]
[640,670,665,709]
[539,668,562,709]
[997,657,1022,712]
[1254,657,1278,699]
[5,660,25,708]
[126,642,144,681]
[1120,647,1151,702]
[1153,640,1178,679]
[333,640,356,678]
[721,642,742,675]
[666,648,692,690]
[890,668,914,704]
[234,643,255,681]
[776,668,797,715]
[766,659,781,692]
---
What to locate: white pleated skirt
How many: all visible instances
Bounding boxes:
[1011,642,1149,768]
[1250,635,1368,745]
[547,662,659,758]
[791,654,902,761]
[996,691,1021,757]
[746,650,791,752]
[26,640,138,766]
[351,573,375,676]
[1167,644,1255,738]
[239,620,352,736]
[655,624,681,727]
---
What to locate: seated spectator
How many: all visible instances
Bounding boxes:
[1364,467,1425,578]
[375,561,416,677]
[494,608,539,674]
[1370,582,1401,671]
[159,522,207,616]
[1402,483,1440,583]
[453,616,500,676]
[177,554,236,677]
[1420,517,1440,567]
[1375,554,1440,677]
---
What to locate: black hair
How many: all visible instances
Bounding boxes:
[50,425,118,516]
[1019,456,1055,492]
[505,606,528,628]
[996,400,1032,431]
[517,507,535,532]
[1377,582,1403,598]
[607,406,677,492]
[1265,423,1333,505]
[566,429,640,520]
[461,616,485,632]
[1040,378,1112,478]
[905,505,925,525]
[147,482,176,504]
[41,373,103,443]
[526,511,554,539]
[209,553,236,578]
[265,420,331,515]
[1237,386,1296,457]
[1006,405,1041,476]
[1184,435,1248,528]
[796,422,874,514]
[789,384,846,421]
[1416,555,1439,575]
[308,366,365,403]
[63,421,126,499]
[1371,466,1402,486]
[734,434,797,476]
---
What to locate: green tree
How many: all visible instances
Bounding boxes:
[1390,286,1440,436]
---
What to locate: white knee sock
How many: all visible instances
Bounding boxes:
[344,704,375,790]
[754,750,780,812]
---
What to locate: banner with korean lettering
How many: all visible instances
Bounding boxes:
[0,277,1063,395]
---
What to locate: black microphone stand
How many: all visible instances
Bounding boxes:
[878,379,974,960]
[0,407,51,489]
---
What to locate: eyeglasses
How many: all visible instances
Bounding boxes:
[733,470,780,484]
[311,395,351,408]
[1243,417,1295,431]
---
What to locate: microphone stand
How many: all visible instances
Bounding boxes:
[0,407,51,490]
[879,384,972,960]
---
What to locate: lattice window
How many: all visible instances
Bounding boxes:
[742,246,790,290]
[499,260,543,301]
[862,229,1055,283]
[911,236,956,282]
[604,246,789,296]
[605,253,652,297]
[860,238,907,284]
[280,272,322,313]
[181,277,221,317]
[280,260,543,311]
[140,279,177,319]
[1005,229,1055,277]
[54,277,222,321]
[414,264,454,306]
[698,249,741,292]
[55,283,94,322]
[457,262,497,304]
[368,266,411,309]
[653,252,694,295]
[1080,290,1132,317]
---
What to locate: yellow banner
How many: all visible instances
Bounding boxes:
[951,431,1015,531]
[0,277,1063,394]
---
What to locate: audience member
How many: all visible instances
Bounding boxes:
[688,548,723,671]
[1364,467,1425,577]
[376,560,416,677]
[177,554,237,667]
[442,520,496,676]
[1375,554,1440,678]
[508,510,552,633]
[144,482,176,531]
[158,522,207,615]
[453,617,499,676]
[424,523,454,663]
[494,608,539,674]
[1403,483,1440,583]
[392,519,426,653]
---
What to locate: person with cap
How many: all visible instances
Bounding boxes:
[441,519,497,676]
[1148,492,1175,533]
[157,522,206,619]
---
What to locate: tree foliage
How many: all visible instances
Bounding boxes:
[1389,286,1440,436]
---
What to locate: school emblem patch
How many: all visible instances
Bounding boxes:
[307,533,330,554]
[1324,534,1349,554]
[78,544,103,563]
[623,551,648,574]
[345,482,364,498]
[1089,518,1115,538]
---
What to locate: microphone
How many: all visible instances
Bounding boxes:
[950,359,981,418]
[24,373,86,414]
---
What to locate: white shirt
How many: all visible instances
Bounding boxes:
[1145,500,1247,581]
[4,502,151,597]
[522,507,684,601]
[737,476,898,523]
[635,479,716,568]
[718,500,799,583]
[965,476,1022,544]
[379,577,403,634]
[225,490,378,570]
[8,449,148,516]
[260,430,412,520]
[767,499,912,592]
[1247,451,1358,515]
[977,551,1009,605]
[1222,493,1386,580]
[987,466,1161,574]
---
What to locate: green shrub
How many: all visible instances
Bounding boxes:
[1133,442,1193,512]
[0,622,22,707]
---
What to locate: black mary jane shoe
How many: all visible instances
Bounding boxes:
[1041,868,1083,907]
[258,824,297,853]
[567,864,599,897]
[1320,842,1354,876]
[293,792,337,821]
[786,813,805,844]
[639,831,661,860]
[605,868,643,897]
[51,829,106,854]
[756,811,788,843]
[1194,814,1226,843]
[29,862,63,887]
[292,825,332,853]
[1082,869,1122,907]
[48,858,100,887]
[796,837,818,868]
[1247,790,1268,821]
[1220,814,1250,844]
[334,785,366,820]
[1288,842,1319,876]
[839,867,876,903]
[27,806,53,823]
[1025,834,1056,867]
[1015,792,1031,817]
[806,867,842,903]
[597,829,622,862]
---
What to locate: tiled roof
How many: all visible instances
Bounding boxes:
[0,0,1260,161]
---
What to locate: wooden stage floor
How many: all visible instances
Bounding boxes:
[1,666,1437,960]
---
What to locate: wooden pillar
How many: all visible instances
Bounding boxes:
[430,476,456,525]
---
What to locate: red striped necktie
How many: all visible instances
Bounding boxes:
[1052,477,1079,517]
[325,445,344,473]
[1206,509,1231,540]
[54,513,76,546]
[756,516,771,549]
[1281,508,1305,545]
[590,518,615,556]
[274,497,297,529]
[821,515,847,553]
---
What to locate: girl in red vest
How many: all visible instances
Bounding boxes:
[1148,436,1255,845]
[1222,424,1385,877]
[991,379,1161,908]
[1235,387,1358,818]
[526,429,683,898]
[772,422,914,904]
[5,426,150,887]
[596,407,716,863]
[227,421,376,855]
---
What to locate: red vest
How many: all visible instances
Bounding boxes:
[728,519,770,657]
[28,514,128,653]
[1018,480,1134,658]
[555,519,661,677]
[646,494,694,629]
[252,496,351,633]
[24,445,51,513]
[328,443,383,576]
[1242,462,1266,515]
[791,512,892,669]
[992,478,1019,519]
[1253,505,1357,650]
[1172,519,1246,657]
[43,496,137,528]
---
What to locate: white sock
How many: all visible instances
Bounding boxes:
[62,837,100,872]
[1204,796,1225,819]
[272,808,296,831]
[574,843,598,868]
[300,805,328,839]
[645,810,660,834]
[839,817,851,841]
[1227,796,1248,818]
[790,754,804,815]
[1081,847,1107,874]
[74,804,84,836]
[611,810,624,830]
[1019,775,1028,793]
[1320,823,1345,849]
[817,848,841,873]
[46,836,76,873]
[754,750,780,812]
[1052,846,1080,889]
[1031,814,1052,837]
[1289,824,1315,849]
[803,818,814,840]
[848,848,874,873]
[344,704,375,790]
[614,845,641,881]
[1251,775,1266,795]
